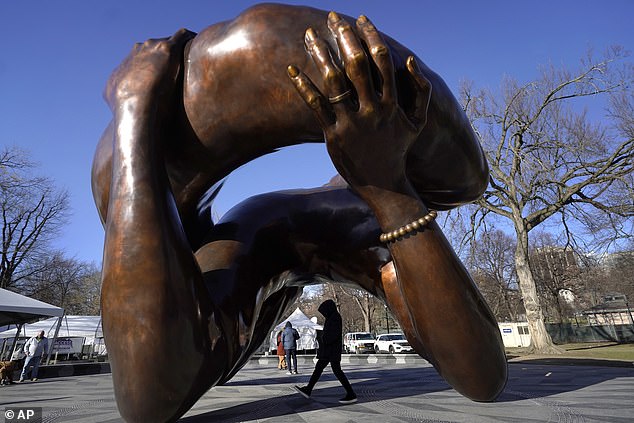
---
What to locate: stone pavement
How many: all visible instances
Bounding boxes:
[1,356,633,422]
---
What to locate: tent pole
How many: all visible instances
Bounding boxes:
[9,323,24,360]
[47,315,63,364]
[93,315,103,359]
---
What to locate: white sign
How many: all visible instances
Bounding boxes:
[51,337,85,355]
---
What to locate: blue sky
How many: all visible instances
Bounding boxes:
[1,1,632,265]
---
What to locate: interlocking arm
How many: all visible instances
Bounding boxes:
[288,12,507,401]
[100,29,225,422]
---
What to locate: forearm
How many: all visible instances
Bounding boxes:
[102,96,218,421]
[289,9,505,402]
[104,100,206,325]
[357,185,506,401]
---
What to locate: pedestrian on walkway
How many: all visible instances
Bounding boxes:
[294,299,357,404]
[276,330,287,370]
[282,321,299,375]
[19,331,48,382]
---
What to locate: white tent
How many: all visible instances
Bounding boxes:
[0,288,64,327]
[0,315,103,344]
[269,308,323,352]
[0,315,105,360]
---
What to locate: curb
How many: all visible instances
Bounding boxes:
[251,353,426,366]
[508,356,634,368]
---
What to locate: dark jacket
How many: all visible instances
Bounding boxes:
[317,299,342,362]
[282,322,299,350]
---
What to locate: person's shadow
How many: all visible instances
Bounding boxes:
[179,361,634,422]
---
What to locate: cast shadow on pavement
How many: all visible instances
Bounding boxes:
[179,363,633,422]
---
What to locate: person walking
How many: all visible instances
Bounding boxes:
[276,330,287,370]
[19,331,49,382]
[294,300,357,404]
[281,321,299,375]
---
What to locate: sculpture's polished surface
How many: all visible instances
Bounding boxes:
[91,4,506,422]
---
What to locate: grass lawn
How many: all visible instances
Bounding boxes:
[507,342,634,361]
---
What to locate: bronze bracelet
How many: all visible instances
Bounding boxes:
[379,210,437,243]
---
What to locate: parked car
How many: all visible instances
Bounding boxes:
[343,332,375,354]
[374,333,414,354]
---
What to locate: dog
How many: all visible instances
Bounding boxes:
[0,359,18,385]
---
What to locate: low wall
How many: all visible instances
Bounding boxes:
[15,361,111,380]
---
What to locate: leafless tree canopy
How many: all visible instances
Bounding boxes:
[24,252,102,315]
[464,47,633,239]
[529,232,585,323]
[0,147,70,290]
[467,229,521,322]
[294,284,396,335]
[461,47,634,352]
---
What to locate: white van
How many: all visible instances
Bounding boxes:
[343,332,374,354]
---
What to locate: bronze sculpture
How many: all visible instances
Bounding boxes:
[91,4,507,422]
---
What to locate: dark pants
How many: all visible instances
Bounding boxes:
[306,358,354,394]
[285,348,297,372]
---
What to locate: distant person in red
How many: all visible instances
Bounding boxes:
[276,330,287,370]
[294,300,357,404]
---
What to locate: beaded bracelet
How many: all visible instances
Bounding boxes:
[379,210,437,243]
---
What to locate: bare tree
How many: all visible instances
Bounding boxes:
[529,232,584,323]
[462,47,634,353]
[605,250,634,302]
[295,286,322,320]
[323,284,366,332]
[467,229,521,322]
[0,147,70,291]
[24,252,101,315]
[307,283,386,334]
[588,241,634,304]
[345,288,379,333]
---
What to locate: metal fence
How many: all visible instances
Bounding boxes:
[546,323,634,343]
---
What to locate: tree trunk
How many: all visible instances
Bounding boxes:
[362,295,371,332]
[503,288,517,322]
[353,293,372,332]
[514,226,563,354]
[326,284,340,306]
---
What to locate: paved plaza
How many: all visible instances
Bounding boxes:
[1,357,633,422]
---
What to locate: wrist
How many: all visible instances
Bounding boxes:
[353,183,428,231]
[379,210,437,243]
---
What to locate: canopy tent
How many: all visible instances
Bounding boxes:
[0,288,64,327]
[0,315,103,344]
[0,315,105,360]
[269,307,323,351]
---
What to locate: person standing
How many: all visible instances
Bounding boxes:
[276,330,287,370]
[281,321,299,375]
[19,331,49,382]
[294,300,357,404]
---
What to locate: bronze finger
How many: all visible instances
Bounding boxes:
[287,64,334,127]
[304,27,350,104]
[327,11,375,106]
[356,15,396,103]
